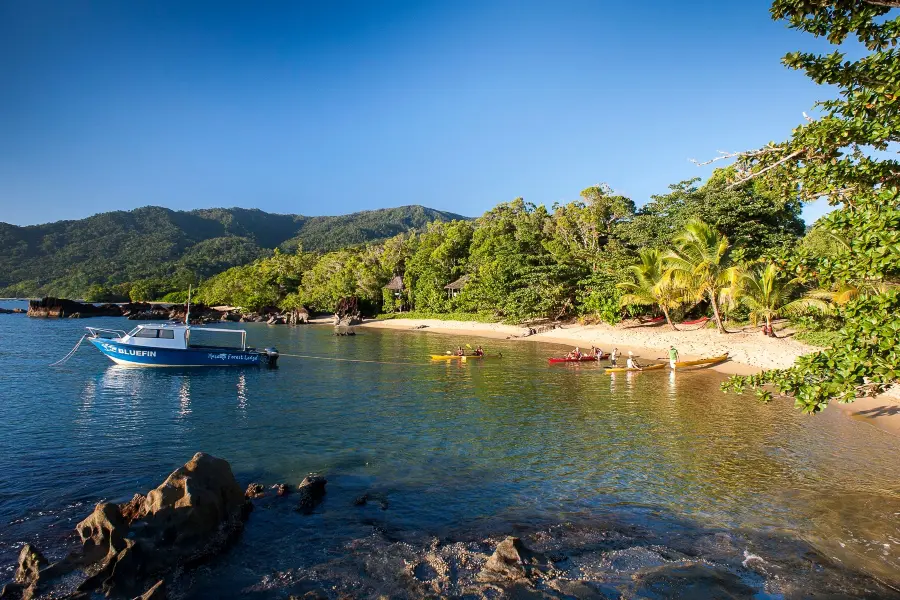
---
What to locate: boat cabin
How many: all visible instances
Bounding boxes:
[118,324,247,351]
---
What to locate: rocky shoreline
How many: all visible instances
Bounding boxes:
[25,298,312,326]
[3,454,897,600]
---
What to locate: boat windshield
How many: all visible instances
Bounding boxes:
[187,328,245,350]
[126,326,178,339]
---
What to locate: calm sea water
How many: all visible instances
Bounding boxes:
[1,300,899,596]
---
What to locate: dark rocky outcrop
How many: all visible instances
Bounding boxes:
[127,303,222,324]
[13,544,46,586]
[0,308,25,315]
[478,536,555,582]
[119,493,146,522]
[296,475,327,514]
[1,452,252,599]
[245,483,265,499]
[0,544,49,600]
[77,502,130,564]
[28,297,123,318]
[133,579,165,600]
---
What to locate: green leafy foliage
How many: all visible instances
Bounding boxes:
[723,290,900,413]
[720,0,900,411]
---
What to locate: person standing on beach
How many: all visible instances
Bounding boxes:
[668,346,679,369]
[610,348,619,367]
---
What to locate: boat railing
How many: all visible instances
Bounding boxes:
[85,327,127,339]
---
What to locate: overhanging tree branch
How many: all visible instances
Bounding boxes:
[726,150,804,188]
[863,0,900,8]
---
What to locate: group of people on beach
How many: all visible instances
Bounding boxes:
[564,346,607,360]
[564,345,681,370]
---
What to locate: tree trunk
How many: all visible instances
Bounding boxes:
[710,292,727,334]
[661,305,678,331]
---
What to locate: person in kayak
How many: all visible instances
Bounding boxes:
[626,351,642,370]
[610,348,619,367]
[668,345,679,369]
[456,346,465,356]
[590,346,603,359]
[474,346,485,357]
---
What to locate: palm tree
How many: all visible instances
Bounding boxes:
[807,280,896,307]
[733,263,828,333]
[664,219,737,334]
[618,248,685,330]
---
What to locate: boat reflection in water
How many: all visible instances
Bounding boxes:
[237,373,248,413]
[178,378,192,417]
[86,365,259,421]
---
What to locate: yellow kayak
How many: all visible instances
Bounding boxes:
[675,353,729,369]
[605,363,666,373]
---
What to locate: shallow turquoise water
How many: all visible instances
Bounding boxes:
[1,301,899,596]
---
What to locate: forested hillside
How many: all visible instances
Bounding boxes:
[0,205,465,298]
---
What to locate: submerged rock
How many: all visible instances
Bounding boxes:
[296,475,327,514]
[630,562,757,599]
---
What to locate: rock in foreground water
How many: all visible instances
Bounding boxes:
[296,475,327,514]
[35,452,252,598]
[478,536,555,582]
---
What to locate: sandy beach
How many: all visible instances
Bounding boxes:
[360,318,811,375]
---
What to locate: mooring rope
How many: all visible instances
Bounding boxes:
[277,352,430,367]
[50,334,87,366]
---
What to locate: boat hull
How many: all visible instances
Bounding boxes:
[548,354,608,364]
[89,338,265,367]
[605,363,666,373]
[430,354,501,361]
[674,354,728,369]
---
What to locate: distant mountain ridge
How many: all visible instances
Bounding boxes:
[0,205,468,297]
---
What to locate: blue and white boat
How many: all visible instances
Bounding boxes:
[86,323,279,367]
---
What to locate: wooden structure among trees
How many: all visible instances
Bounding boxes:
[444,275,470,298]
[385,275,406,312]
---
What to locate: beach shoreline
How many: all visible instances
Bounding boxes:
[358,317,811,376]
[354,316,900,436]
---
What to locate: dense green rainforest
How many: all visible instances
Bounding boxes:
[0,205,465,299]
[3,0,898,413]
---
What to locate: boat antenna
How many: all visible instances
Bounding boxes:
[185,285,192,325]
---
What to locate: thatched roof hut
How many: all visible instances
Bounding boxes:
[444,275,470,291]
[444,275,470,298]
[385,275,405,291]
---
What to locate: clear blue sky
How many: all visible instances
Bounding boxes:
[1,1,837,226]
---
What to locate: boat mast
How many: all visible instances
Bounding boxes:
[185,285,191,325]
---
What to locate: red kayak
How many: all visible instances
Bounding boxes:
[548,353,608,364]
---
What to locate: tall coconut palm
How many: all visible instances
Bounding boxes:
[664,219,737,334]
[734,263,828,333]
[618,248,685,330]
